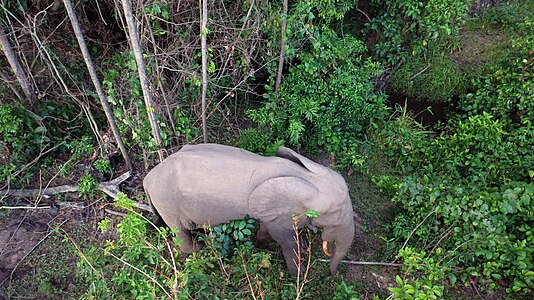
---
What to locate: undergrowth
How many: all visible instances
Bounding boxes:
[77,194,353,299]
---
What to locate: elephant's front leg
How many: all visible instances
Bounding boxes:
[264,222,300,275]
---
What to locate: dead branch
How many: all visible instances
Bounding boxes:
[317,258,404,267]
[0,171,152,213]
[0,171,130,199]
[0,68,24,102]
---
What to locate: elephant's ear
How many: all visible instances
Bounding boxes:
[276,147,327,174]
[249,177,324,224]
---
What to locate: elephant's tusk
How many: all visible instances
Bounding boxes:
[322,241,332,257]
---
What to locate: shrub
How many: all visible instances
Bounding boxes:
[249,30,386,167]
[373,110,534,293]
[79,194,334,299]
[460,33,534,124]
[389,53,467,102]
[366,0,472,64]
[234,127,283,156]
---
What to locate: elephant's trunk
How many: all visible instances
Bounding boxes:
[328,223,354,275]
[324,207,355,275]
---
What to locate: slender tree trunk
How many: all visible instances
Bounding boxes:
[274,0,288,97]
[120,0,164,161]
[63,0,133,170]
[0,28,34,104]
[200,0,209,143]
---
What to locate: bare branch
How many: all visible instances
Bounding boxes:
[317,258,404,267]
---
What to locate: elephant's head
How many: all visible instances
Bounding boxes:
[252,147,355,275]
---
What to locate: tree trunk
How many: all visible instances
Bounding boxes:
[274,0,288,97]
[200,0,209,143]
[0,28,34,104]
[120,0,164,162]
[63,0,133,171]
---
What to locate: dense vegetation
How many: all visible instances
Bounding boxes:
[1,0,532,299]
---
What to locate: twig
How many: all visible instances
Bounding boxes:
[317,259,404,267]
[293,216,312,300]
[356,8,372,22]
[105,249,173,299]
[104,208,127,217]
[410,65,431,80]
[1,142,64,191]
[401,209,435,251]
[60,227,97,273]
[3,218,70,287]
[0,68,24,102]
[241,252,258,300]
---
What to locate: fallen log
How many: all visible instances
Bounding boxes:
[0,172,151,212]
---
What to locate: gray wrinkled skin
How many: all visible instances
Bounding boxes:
[143,143,355,275]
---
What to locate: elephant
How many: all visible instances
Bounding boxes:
[143,143,355,275]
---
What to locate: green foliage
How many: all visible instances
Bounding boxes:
[77,173,97,199]
[103,51,196,154]
[304,209,321,218]
[373,31,534,291]
[79,194,334,299]
[475,0,534,35]
[0,105,48,161]
[1,223,87,299]
[367,0,472,64]
[93,158,112,176]
[144,0,170,36]
[373,112,533,293]
[389,248,445,300]
[66,135,94,161]
[460,33,534,124]
[333,281,360,300]
[262,0,355,59]
[389,53,467,102]
[0,104,51,184]
[234,128,284,156]
[79,194,180,299]
[206,216,257,258]
[249,30,386,167]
